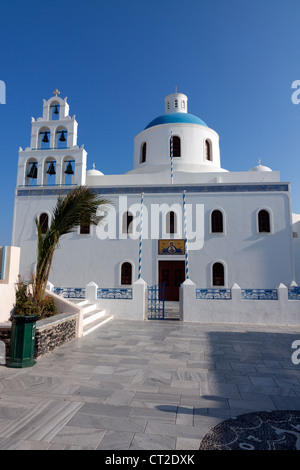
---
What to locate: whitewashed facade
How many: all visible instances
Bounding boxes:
[11,90,300,323]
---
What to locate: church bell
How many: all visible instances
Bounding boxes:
[53,105,59,115]
[59,130,66,142]
[65,161,74,175]
[42,131,49,143]
[47,161,56,175]
[27,162,37,179]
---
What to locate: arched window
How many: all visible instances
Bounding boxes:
[123,212,133,234]
[211,210,223,233]
[258,210,270,233]
[39,213,49,234]
[205,139,212,161]
[166,211,177,234]
[212,262,224,286]
[121,262,132,285]
[170,136,181,157]
[140,142,147,163]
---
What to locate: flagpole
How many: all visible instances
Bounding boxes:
[183,190,189,280]
[138,192,144,279]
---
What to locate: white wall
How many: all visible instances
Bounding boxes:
[0,246,21,322]
[85,279,147,321]
[181,280,300,326]
[12,185,294,291]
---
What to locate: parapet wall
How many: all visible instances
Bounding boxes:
[181,281,300,325]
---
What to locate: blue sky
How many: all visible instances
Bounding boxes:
[0,0,300,245]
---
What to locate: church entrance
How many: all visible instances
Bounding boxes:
[158,261,185,301]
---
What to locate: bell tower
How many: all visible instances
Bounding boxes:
[16,89,87,187]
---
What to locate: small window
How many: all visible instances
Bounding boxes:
[175,99,178,108]
[39,213,49,234]
[171,136,181,157]
[166,211,177,234]
[212,262,224,286]
[211,210,223,233]
[258,210,270,233]
[205,139,212,161]
[167,101,170,109]
[140,142,146,163]
[80,223,90,234]
[182,100,185,109]
[123,212,133,234]
[121,262,132,285]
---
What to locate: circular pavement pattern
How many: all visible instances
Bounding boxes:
[199,410,300,450]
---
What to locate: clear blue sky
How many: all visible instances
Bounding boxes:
[0,0,300,245]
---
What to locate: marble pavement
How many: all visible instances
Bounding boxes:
[1,319,300,450]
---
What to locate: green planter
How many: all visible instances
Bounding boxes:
[6,315,39,368]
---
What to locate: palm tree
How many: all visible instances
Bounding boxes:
[34,186,111,303]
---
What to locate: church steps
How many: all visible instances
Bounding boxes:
[83,308,107,326]
[82,312,113,336]
[70,300,114,336]
[163,301,182,321]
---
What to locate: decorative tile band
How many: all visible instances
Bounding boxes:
[288,287,300,300]
[53,287,85,299]
[17,183,289,197]
[196,288,232,300]
[241,289,278,300]
[97,288,133,299]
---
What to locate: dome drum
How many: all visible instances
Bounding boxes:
[132,121,223,174]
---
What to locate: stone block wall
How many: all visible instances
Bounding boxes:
[0,313,77,363]
[35,314,77,357]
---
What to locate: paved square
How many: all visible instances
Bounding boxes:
[0,319,300,450]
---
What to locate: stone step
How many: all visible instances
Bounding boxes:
[82,303,101,315]
[82,308,107,326]
[164,312,181,321]
[82,312,113,336]
[70,299,114,336]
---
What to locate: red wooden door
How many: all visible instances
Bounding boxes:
[159,261,185,301]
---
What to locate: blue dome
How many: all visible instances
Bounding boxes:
[145,112,207,130]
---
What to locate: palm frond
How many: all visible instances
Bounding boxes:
[35,186,112,301]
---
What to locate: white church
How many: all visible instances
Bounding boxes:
[10,89,300,324]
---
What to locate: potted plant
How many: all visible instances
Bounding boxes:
[6,276,40,368]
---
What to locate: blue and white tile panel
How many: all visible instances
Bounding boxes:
[53,287,85,299]
[97,288,133,300]
[241,289,278,300]
[196,288,232,300]
[288,287,300,300]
